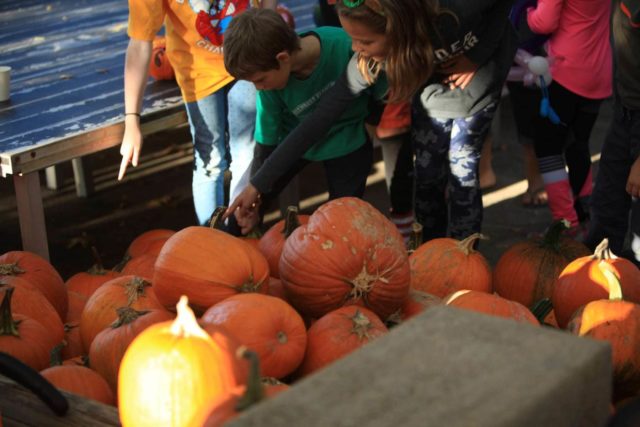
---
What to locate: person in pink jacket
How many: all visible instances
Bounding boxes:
[527,0,612,237]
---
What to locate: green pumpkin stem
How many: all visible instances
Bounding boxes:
[457,233,487,255]
[282,206,301,238]
[541,219,571,249]
[235,347,265,411]
[530,298,553,324]
[407,222,423,254]
[0,287,20,337]
[599,261,623,301]
[207,206,228,230]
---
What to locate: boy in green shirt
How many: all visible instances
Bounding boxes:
[223,8,386,233]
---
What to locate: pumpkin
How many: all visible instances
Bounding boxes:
[553,239,640,328]
[280,197,410,320]
[118,296,247,427]
[41,346,114,406]
[65,247,120,298]
[0,278,64,346]
[79,275,164,352]
[89,307,174,393]
[125,228,175,259]
[296,305,388,378]
[0,287,53,371]
[121,253,156,281]
[567,262,640,401]
[258,206,309,279]
[201,293,307,379]
[409,233,492,298]
[387,289,442,327]
[493,220,591,309]
[445,290,540,326]
[0,251,68,319]
[61,322,84,361]
[153,225,270,315]
[65,291,88,323]
[266,277,289,303]
[148,37,175,81]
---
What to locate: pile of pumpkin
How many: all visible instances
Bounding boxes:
[0,197,639,426]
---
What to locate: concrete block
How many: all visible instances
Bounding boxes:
[228,306,612,427]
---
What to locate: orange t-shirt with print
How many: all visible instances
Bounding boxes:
[127,0,235,103]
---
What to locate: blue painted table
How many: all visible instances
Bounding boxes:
[0,0,316,260]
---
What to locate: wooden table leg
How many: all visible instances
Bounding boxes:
[72,157,94,198]
[13,172,49,261]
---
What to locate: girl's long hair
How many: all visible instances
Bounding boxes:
[336,0,443,103]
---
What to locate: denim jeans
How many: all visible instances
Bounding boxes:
[185,80,256,225]
[585,102,640,266]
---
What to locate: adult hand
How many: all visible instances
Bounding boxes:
[118,120,143,181]
[438,55,479,90]
[626,157,640,198]
[235,209,260,235]
[224,183,261,220]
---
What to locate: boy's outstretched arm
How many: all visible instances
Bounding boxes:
[118,38,152,181]
[627,156,640,198]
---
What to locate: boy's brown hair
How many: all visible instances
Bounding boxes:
[223,8,301,80]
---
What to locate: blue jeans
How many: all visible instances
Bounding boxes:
[585,102,640,266]
[185,80,256,225]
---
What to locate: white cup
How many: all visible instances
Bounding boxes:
[0,66,11,102]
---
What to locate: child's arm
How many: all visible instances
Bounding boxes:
[527,0,564,35]
[226,54,371,218]
[627,156,640,198]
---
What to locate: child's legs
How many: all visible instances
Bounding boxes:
[412,110,452,242]
[185,88,228,225]
[586,104,639,254]
[227,80,257,201]
[323,139,373,199]
[447,102,497,240]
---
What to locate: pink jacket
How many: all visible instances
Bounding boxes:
[527,0,612,99]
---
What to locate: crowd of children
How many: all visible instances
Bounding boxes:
[120,0,640,267]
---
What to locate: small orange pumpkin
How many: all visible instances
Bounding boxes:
[258,206,309,279]
[445,290,540,326]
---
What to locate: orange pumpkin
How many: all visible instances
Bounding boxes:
[0,251,67,320]
[118,296,247,427]
[280,198,410,320]
[65,248,120,299]
[445,290,540,326]
[493,220,591,309]
[201,293,307,379]
[399,289,442,322]
[153,226,270,315]
[567,262,640,401]
[121,253,156,281]
[79,275,164,352]
[65,291,88,323]
[89,307,174,393]
[125,228,175,259]
[553,239,640,328]
[296,305,388,378]
[409,233,492,298]
[258,206,309,279]
[266,277,289,303]
[61,322,84,361]
[41,364,115,406]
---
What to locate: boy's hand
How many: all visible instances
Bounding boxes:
[118,122,143,181]
[627,157,640,198]
[438,55,478,90]
[224,184,261,220]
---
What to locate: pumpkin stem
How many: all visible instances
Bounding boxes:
[238,275,265,293]
[235,347,265,412]
[457,233,486,255]
[50,343,65,367]
[407,222,423,254]
[0,263,25,276]
[541,219,571,249]
[349,263,377,301]
[350,309,376,340]
[530,298,553,324]
[110,307,149,328]
[207,206,228,230]
[0,287,20,337]
[86,246,107,275]
[592,239,617,261]
[599,261,623,301]
[124,277,152,306]
[112,254,131,273]
[170,296,210,339]
[282,206,301,238]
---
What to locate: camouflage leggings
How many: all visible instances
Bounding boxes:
[411,102,497,242]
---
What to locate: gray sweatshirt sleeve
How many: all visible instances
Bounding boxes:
[464,0,515,66]
[250,55,372,194]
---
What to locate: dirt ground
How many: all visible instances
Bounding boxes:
[0,96,613,280]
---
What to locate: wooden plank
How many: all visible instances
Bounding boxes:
[13,172,49,260]
[0,376,120,427]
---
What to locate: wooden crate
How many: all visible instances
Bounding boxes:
[0,376,119,427]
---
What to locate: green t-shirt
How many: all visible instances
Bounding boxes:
[254,26,386,161]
